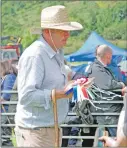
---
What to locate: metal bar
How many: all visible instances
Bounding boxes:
[1,113,15,115]
[1,101,123,105]
[2,135,15,138]
[1,124,117,128]
[62,136,95,139]
[1,90,17,93]
[1,135,95,139]
[1,135,94,139]
[68,112,120,116]
[1,112,120,116]
[92,113,120,115]
[93,101,123,104]
[1,101,18,104]
[1,100,123,104]
[1,124,15,127]
[60,124,117,127]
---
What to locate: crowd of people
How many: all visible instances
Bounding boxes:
[1,5,127,147]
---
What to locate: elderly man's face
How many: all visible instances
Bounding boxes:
[50,29,70,49]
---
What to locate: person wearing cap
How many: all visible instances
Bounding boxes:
[14,5,83,147]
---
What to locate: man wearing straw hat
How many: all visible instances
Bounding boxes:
[14,5,83,147]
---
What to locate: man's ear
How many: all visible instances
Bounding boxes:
[43,29,50,40]
[43,29,50,35]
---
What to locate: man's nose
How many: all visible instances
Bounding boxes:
[64,31,70,38]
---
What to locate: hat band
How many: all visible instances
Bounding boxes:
[41,21,70,27]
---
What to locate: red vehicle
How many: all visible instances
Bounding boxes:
[1,36,23,61]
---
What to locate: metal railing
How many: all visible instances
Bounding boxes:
[1,90,124,147]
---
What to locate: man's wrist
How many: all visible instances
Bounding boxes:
[107,138,119,147]
[55,90,65,99]
[120,82,125,89]
[122,87,127,96]
[51,89,72,101]
[111,141,119,147]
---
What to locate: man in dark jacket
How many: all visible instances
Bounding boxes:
[86,44,125,137]
[87,44,125,90]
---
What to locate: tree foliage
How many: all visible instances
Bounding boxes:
[1,1,127,54]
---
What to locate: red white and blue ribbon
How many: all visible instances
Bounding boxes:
[65,78,108,110]
[65,78,88,101]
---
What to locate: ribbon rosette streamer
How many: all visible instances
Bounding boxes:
[65,77,110,110]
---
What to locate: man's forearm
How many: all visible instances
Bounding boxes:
[52,90,72,100]
[116,105,127,146]
[116,128,127,147]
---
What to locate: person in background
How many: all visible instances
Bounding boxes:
[1,60,17,146]
[95,45,126,84]
[118,58,127,85]
[11,59,18,69]
[1,60,17,118]
[82,44,126,146]
[87,44,125,91]
[14,5,83,147]
[108,58,125,83]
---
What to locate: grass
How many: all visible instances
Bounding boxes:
[109,40,127,49]
[68,61,88,66]
[10,129,17,147]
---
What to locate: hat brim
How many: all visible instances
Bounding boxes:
[30,22,83,34]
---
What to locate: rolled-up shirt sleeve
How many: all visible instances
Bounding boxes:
[18,55,51,109]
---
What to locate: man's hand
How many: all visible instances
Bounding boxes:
[55,90,73,100]
[122,87,127,93]
[51,89,73,101]
[99,136,119,147]
[0,98,5,103]
[51,78,93,101]
[120,82,126,88]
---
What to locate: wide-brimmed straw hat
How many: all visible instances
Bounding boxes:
[31,5,83,34]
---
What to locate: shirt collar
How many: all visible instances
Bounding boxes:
[38,35,57,59]
[98,59,107,67]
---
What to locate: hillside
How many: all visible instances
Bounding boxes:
[1,1,127,54]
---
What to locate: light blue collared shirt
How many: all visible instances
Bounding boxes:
[123,94,127,136]
[15,36,69,128]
